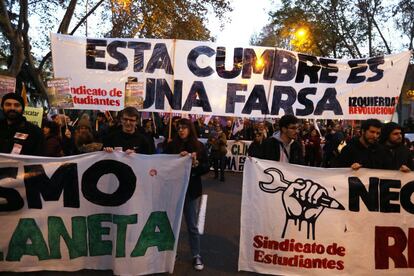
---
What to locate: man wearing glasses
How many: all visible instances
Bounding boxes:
[103,107,150,154]
[261,114,303,164]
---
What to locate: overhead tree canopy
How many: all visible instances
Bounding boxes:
[0,0,231,105]
[252,0,414,58]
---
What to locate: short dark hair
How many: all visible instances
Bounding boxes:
[42,120,60,136]
[361,119,382,131]
[279,114,298,130]
[379,122,402,143]
[121,107,139,120]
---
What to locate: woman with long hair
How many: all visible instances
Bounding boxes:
[42,120,64,157]
[165,118,209,271]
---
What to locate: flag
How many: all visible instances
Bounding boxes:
[232,117,244,136]
[204,115,212,125]
[21,84,28,106]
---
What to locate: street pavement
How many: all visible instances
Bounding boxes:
[0,172,262,276]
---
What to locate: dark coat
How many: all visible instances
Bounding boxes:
[0,118,44,156]
[165,140,209,199]
[103,127,151,154]
[44,135,63,157]
[247,140,264,158]
[383,143,414,170]
[261,136,304,164]
[334,137,391,169]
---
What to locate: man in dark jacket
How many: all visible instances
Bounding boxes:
[103,107,150,154]
[335,119,390,170]
[380,122,414,172]
[261,114,303,164]
[0,93,44,156]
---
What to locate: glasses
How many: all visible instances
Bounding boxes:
[121,117,137,123]
[177,125,188,130]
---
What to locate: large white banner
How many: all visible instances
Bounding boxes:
[51,34,411,120]
[240,158,414,275]
[0,152,192,275]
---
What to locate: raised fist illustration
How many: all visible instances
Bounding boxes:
[259,167,344,240]
[281,178,327,239]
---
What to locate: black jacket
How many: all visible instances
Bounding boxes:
[247,140,264,158]
[0,117,44,156]
[103,127,151,154]
[165,140,209,199]
[335,137,391,169]
[261,136,303,164]
[383,143,414,170]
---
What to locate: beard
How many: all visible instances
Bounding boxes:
[4,110,23,121]
[362,134,377,145]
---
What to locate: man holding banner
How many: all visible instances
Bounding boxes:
[103,107,151,154]
[380,122,414,172]
[261,115,303,164]
[0,92,44,156]
[335,119,391,170]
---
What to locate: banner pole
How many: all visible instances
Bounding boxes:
[151,112,157,133]
[168,39,177,141]
[62,109,68,129]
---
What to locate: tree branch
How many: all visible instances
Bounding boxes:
[21,0,47,97]
[371,16,391,54]
[0,0,25,76]
[57,0,78,34]
[38,0,105,72]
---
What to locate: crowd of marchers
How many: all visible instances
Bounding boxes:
[1,92,414,271]
[2,92,414,171]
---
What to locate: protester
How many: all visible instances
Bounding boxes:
[379,122,414,172]
[322,123,344,167]
[261,114,303,164]
[42,120,63,157]
[194,116,210,138]
[0,93,44,155]
[304,126,322,167]
[335,119,390,170]
[233,118,254,140]
[208,123,227,181]
[224,119,233,139]
[163,116,180,141]
[165,118,210,271]
[94,111,109,142]
[247,129,265,158]
[52,113,74,156]
[73,117,102,154]
[141,118,158,154]
[256,121,269,139]
[103,107,150,154]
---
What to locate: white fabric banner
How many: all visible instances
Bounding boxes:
[239,158,414,275]
[51,34,411,120]
[0,152,192,275]
[224,139,250,172]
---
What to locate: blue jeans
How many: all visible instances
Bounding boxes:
[184,195,201,257]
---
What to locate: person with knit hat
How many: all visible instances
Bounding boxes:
[0,92,44,155]
[379,122,414,172]
[70,116,102,154]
